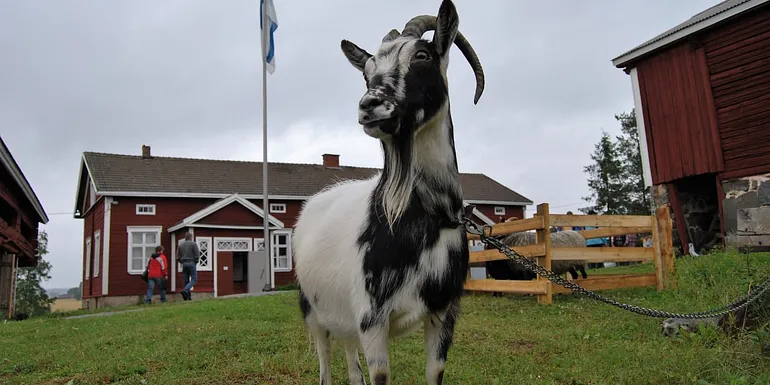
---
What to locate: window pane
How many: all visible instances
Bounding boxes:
[278,247,287,257]
[276,234,287,245]
[278,256,288,268]
[132,233,143,244]
[146,232,157,244]
[132,247,144,270]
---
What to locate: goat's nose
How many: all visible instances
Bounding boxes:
[359,94,383,110]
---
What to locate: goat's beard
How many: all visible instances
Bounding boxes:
[363,117,400,139]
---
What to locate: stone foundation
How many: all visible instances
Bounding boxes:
[650,184,683,254]
[81,291,215,310]
[721,173,770,249]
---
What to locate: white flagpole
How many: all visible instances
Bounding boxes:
[261,0,273,291]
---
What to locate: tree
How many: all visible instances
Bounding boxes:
[14,230,55,317]
[580,130,627,214]
[67,282,82,300]
[614,109,652,215]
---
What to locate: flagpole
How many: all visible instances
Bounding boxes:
[261,0,273,291]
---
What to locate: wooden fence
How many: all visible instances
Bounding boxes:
[464,203,675,304]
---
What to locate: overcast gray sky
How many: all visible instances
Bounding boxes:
[1,0,719,289]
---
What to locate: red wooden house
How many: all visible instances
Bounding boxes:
[612,0,770,254]
[0,136,49,319]
[74,146,532,308]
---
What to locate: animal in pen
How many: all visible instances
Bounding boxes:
[496,230,589,281]
[291,1,485,384]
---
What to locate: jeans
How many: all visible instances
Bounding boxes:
[182,262,198,294]
[145,278,167,303]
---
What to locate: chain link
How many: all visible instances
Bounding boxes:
[462,216,770,320]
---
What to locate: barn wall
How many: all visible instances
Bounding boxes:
[636,43,723,184]
[700,5,770,178]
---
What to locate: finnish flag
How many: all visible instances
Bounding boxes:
[260,0,278,74]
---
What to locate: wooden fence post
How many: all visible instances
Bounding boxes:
[651,214,664,291]
[536,203,553,305]
[655,205,675,289]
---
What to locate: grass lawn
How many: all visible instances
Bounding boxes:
[3,249,770,384]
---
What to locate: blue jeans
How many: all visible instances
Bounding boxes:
[145,278,167,303]
[182,262,198,293]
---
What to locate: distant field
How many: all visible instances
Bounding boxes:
[51,298,81,312]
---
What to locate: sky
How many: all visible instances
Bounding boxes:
[0,0,720,289]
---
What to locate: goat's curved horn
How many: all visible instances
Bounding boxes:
[382,29,401,43]
[401,15,484,104]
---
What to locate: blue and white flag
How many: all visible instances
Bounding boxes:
[260,0,278,74]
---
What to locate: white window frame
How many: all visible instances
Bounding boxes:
[195,237,213,272]
[136,204,156,215]
[269,203,286,213]
[271,230,292,272]
[494,206,506,215]
[126,226,163,275]
[85,237,92,279]
[93,230,101,277]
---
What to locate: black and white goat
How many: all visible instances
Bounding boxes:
[292,1,484,384]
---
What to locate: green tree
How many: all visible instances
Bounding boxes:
[66,282,82,300]
[580,130,627,214]
[14,230,55,317]
[614,109,652,215]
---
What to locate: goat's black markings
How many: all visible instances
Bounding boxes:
[437,301,459,361]
[299,288,312,319]
[374,373,388,385]
[437,370,445,385]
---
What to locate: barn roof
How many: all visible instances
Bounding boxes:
[0,136,48,224]
[76,150,532,211]
[611,0,770,68]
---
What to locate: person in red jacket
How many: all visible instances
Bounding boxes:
[144,245,168,304]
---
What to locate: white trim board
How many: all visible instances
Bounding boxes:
[167,193,285,232]
[179,224,282,231]
[630,68,654,187]
[102,198,112,294]
[464,199,532,206]
[472,209,496,226]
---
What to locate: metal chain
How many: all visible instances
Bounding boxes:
[462,216,770,320]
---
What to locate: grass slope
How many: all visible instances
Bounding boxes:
[2,249,770,385]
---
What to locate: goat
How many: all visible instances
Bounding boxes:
[292,2,484,384]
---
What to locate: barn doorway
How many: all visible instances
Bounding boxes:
[232,251,248,295]
[670,173,722,255]
[231,250,268,295]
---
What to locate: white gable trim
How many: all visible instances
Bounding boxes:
[167,193,285,233]
[465,199,532,206]
[74,155,100,218]
[98,191,309,200]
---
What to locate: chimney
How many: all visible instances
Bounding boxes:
[322,153,340,168]
[142,145,152,158]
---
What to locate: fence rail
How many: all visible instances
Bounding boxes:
[464,203,675,304]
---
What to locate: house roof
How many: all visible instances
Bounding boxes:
[0,136,48,224]
[76,151,532,213]
[611,0,769,68]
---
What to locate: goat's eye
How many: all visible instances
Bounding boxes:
[415,50,430,61]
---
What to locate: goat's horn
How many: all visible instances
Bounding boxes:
[401,15,485,104]
[382,29,401,43]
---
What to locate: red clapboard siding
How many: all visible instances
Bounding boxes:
[635,42,723,184]
[198,202,265,226]
[81,197,104,298]
[475,205,524,223]
[702,5,770,175]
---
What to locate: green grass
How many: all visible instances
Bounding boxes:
[3,249,770,384]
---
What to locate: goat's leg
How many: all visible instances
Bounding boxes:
[577,264,588,279]
[344,341,367,385]
[308,323,332,385]
[423,302,459,385]
[358,312,390,385]
[568,266,579,280]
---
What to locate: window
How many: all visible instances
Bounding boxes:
[127,226,162,274]
[93,231,101,277]
[136,204,156,215]
[494,206,506,215]
[196,237,212,272]
[271,230,292,272]
[85,237,92,279]
[269,203,286,213]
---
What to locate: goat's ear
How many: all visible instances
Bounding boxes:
[341,40,372,72]
[434,0,459,57]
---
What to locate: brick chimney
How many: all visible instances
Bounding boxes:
[142,145,152,158]
[322,153,340,168]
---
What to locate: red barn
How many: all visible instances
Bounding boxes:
[74,146,532,308]
[0,137,49,319]
[612,0,770,254]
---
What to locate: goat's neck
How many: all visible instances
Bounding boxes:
[377,106,463,229]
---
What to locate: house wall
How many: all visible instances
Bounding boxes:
[700,5,770,178]
[475,204,524,223]
[81,195,104,299]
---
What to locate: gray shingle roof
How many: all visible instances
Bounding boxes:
[612,0,769,67]
[82,152,533,204]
